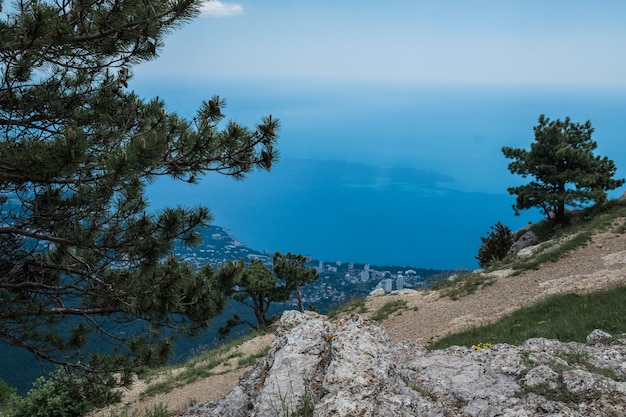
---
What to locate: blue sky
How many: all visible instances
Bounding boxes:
[136,0,626,87]
[137,1,626,267]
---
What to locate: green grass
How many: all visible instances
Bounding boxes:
[529,199,626,245]
[429,286,626,350]
[517,382,601,408]
[270,379,315,417]
[370,299,408,321]
[327,296,367,319]
[139,331,267,399]
[237,345,271,368]
[506,231,592,275]
[399,374,438,401]
[553,199,626,234]
[430,271,497,300]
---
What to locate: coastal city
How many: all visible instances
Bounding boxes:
[174,225,452,312]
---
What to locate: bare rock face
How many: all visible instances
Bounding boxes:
[181,311,626,417]
[509,228,538,255]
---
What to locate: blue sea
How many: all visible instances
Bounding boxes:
[138,78,626,270]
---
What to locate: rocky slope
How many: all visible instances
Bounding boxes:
[369,221,626,347]
[175,216,626,416]
[182,311,626,417]
[101,213,626,416]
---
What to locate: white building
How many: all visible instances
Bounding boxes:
[360,270,370,282]
[396,276,405,291]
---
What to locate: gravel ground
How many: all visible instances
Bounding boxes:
[377,224,626,346]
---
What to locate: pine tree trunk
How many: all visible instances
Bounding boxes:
[295,284,304,313]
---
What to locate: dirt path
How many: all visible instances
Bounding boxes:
[100,223,626,416]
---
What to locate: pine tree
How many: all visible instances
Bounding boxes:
[0,0,279,384]
[217,253,318,336]
[218,259,290,334]
[502,115,623,223]
[273,252,319,313]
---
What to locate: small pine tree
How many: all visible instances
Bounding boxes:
[273,252,319,313]
[476,222,514,268]
[218,259,290,334]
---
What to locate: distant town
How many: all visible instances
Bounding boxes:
[175,225,455,312]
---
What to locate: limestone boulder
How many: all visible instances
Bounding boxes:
[181,311,626,417]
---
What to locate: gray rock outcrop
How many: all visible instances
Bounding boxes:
[368,287,386,297]
[509,228,538,255]
[182,311,626,417]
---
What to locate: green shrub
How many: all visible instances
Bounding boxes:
[476,221,514,268]
[434,272,496,300]
[0,379,17,415]
[7,368,121,417]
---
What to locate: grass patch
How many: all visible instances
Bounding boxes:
[430,271,496,300]
[586,365,626,382]
[270,379,315,417]
[553,349,626,382]
[371,299,408,321]
[516,348,603,408]
[429,286,626,350]
[532,199,626,241]
[494,200,626,276]
[518,382,601,408]
[400,374,437,401]
[237,345,271,368]
[555,348,589,366]
[139,331,266,399]
[507,231,592,275]
[327,296,367,319]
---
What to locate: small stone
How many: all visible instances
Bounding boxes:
[522,365,559,389]
[587,329,613,343]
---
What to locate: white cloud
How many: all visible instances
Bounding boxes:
[199,1,244,17]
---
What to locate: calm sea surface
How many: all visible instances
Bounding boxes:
[140,79,626,269]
